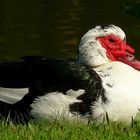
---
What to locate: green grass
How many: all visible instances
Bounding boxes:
[1,119,140,140]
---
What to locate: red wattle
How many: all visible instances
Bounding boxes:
[97,34,135,61]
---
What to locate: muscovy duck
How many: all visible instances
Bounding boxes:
[0,24,140,123]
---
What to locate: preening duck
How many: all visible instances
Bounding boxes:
[0,25,140,123]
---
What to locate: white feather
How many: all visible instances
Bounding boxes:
[30,89,87,122]
[92,62,140,123]
[0,87,28,104]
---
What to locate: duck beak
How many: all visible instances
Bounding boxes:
[118,52,140,71]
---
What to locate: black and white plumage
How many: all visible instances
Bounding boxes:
[0,57,104,123]
[0,25,140,123]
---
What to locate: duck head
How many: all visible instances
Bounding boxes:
[77,25,140,70]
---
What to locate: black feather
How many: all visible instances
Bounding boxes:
[0,56,105,123]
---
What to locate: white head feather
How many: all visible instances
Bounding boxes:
[77,25,126,67]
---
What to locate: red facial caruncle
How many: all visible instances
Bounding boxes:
[97,34,140,70]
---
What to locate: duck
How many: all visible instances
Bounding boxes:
[0,24,140,123]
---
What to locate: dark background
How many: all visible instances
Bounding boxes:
[0,0,140,62]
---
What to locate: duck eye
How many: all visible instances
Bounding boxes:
[109,38,115,43]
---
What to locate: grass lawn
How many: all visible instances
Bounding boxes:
[0,119,140,140]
